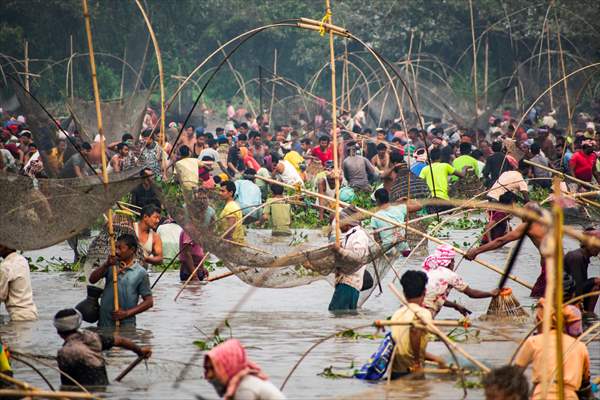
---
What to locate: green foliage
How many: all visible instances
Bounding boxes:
[336,328,382,341]
[318,361,358,379]
[26,255,82,272]
[193,320,233,351]
[529,186,551,205]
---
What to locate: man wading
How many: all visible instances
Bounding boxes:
[54,308,151,386]
[89,234,154,328]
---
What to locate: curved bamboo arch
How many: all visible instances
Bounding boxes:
[134,0,165,145]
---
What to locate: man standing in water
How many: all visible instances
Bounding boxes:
[329,208,370,312]
[89,234,154,328]
[465,203,548,298]
[134,205,164,267]
[218,181,245,244]
[0,244,38,321]
[54,308,151,386]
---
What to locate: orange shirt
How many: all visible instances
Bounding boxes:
[515,330,590,400]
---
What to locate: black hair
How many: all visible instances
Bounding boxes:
[471,149,483,160]
[239,122,249,129]
[429,147,441,161]
[271,152,280,164]
[54,308,78,319]
[237,133,248,141]
[223,180,236,195]
[81,142,92,151]
[116,142,128,151]
[400,270,428,299]
[213,175,222,185]
[141,129,153,138]
[374,188,390,204]
[319,135,330,142]
[121,133,133,141]
[530,142,541,155]
[459,142,471,155]
[498,191,517,205]
[201,155,215,162]
[376,143,388,151]
[139,167,153,177]
[482,365,529,400]
[179,145,190,157]
[491,141,503,153]
[141,204,160,218]
[207,138,216,147]
[216,127,224,133]
[117,233,138,250]
[301,138,312,145]
[390,150,404,164]
[270,183,284,195]
[249,130,260,139]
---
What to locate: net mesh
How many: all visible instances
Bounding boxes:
[158,185,396,291]
[67,91,151,144]
[0,170,142,250]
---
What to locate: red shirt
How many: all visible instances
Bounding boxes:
[311,145,333,166]
[569,151,597,182]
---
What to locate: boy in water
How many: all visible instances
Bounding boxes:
[89,234,154,328]
[54,308,151,386]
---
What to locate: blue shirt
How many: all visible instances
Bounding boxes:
[99,262,152,328]
[370,205,409,252]
[234,180,262,218]
[410,161,427,177]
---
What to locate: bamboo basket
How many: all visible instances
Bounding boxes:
[449,171,484,199]
[485,288,529,321]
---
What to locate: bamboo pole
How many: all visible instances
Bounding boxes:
[252,174,531,288]
[484,35,489,108]
[539,215,556,399]
[325,0,341,248]
[81,0,119,327]
[134,0,166,147]
[388,283,490,373]
[401,30,414,111]
[344,39,351,111]
[413,32,423,112]
[546,23,554,110]
[374,319,466,328]
[468,0,479,115]
[0,389,97,399]
[174,252,210,301]
[24,40,29,91]
[523,159,600,191]
[114,356,144,382]
[119,45,126,99]
[552,178,565,400]
[268,49,278,125]
[554,13,572,140]
[70,35,74,101]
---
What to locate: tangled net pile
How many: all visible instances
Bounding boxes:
[0,171,142,250]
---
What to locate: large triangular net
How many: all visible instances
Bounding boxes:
[67,90,151,144]
[0,170,143,250]
[158,184,399,302]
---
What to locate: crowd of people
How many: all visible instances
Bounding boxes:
[1,100,600,399]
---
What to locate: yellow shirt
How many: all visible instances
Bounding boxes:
[219,200,245,243]
[174,158,203,190]
[284,151,304,173]
[390,303,432,374]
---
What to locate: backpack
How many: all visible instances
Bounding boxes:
[354,332,395,380]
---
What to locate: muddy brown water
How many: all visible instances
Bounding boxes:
[2,227,599,399]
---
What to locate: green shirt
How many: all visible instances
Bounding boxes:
[264,197,292,235]
[451,155,479,182]
[370,205,409,252]
[419,162,455,200]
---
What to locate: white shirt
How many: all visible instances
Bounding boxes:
[335,226,370,290]
[0,252,38,321]
[276,160,303,186]
[234,375,285,400]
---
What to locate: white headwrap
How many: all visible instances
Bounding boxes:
[53,309,82,333]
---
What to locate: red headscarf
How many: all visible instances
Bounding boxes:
[205,339,268,399]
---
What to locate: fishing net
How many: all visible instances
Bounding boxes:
[484,288,529,322]
[449,171,485,199]
[83,213,146,287]
[390,167,430,256]
[67,91,151,144]
[0,170,143,250]
[158,185,393,289]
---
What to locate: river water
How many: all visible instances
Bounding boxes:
[2,227,599,399]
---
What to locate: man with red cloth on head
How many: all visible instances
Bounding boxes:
[204,339,285,399]
[569,139,600,189]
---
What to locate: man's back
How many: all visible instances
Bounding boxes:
[57,330,113,386]
[174,157,201,189]
[483,152,506,186]
[0,252,37,321]
[343,156,374,191]
[451,155,479,182]
[418,162,454,200]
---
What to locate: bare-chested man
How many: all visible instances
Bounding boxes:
[465,203,547,298]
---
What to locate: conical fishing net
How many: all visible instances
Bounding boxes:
[158,185,395,289]
[83,213,146,287]
[485,288,529,321]
[67,91,151,144]
[0,170,143,250]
